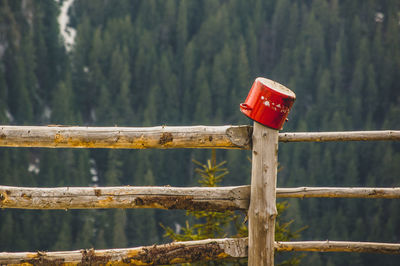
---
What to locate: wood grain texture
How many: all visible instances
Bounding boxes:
[279,130,400,142]
[0,126,398,150]
[277,187,400,198]
[248,122,279,266]
[2,186,400,211]
[0,238,248,265]
[275,241,400,254]
[2,238,398,265]
[0,185,250,211]
[0,125,252,149]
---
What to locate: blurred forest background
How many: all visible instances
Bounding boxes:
[0,0,400,265]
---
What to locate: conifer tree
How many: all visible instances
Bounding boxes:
[74,215,94,249]
[0,213,14,250]
[53,217,73,251]
[163,151,304,265]
[112,209,128,248]
[51,79,75,124]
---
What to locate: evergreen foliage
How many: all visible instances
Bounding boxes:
[162,150,304,265]
[0,1,399,265]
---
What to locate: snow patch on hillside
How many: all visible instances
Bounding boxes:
[57,0,76,52]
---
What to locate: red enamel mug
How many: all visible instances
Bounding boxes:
[240,77,296,130]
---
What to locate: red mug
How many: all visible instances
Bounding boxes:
[240,77,296,130]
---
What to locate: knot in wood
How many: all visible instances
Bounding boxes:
[263,164,269,173]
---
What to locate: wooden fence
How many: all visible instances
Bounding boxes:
[0,125,400,265]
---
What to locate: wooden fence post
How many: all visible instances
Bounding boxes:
[249,122,279,265]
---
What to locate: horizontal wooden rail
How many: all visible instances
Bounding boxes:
[279,130,400,142]
[277,187,400,198]
[0,238,248,265]
[0,126,399,150]
[276,241,400,254]
[2,186,400,211]
[0,185,250,211]
[0,125,252,149]
[2,238,399,265]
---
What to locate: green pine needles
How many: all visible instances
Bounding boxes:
[161,150,305,265]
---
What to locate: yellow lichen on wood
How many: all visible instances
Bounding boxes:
[126,249,141,258]
[217,252,229,259]
[169,257,187,264]
[125,249,151,265]
[66,137,93,148]
[54,133,63,143]
[25,253,38,259]
[0,238,248,265]
[0,125,253,149]
[126,259,151,265]
[97,196,115,207]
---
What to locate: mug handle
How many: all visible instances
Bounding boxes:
[240,103,252,111]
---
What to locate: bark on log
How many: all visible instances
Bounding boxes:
[275,241,400,254]
[2,239,398,265]
[0,185,250,211]
[248,122,279,265]
[279,130,400,142]
[0,126,398,150]
[2,186,400,211]
[0,238,248,265]
[277,187,400,198]
[0,125,252,149]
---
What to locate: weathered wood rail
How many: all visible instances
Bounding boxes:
[0,126,399,150]
[1,125,400,265]
[2,238,400,265]
[0,238,248,265]
[276,187,400,199]
[279,130,400,142]
[0,125,252,149]
[275,240,400,254]
[0,185,250,211]
[2,186,400,211]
